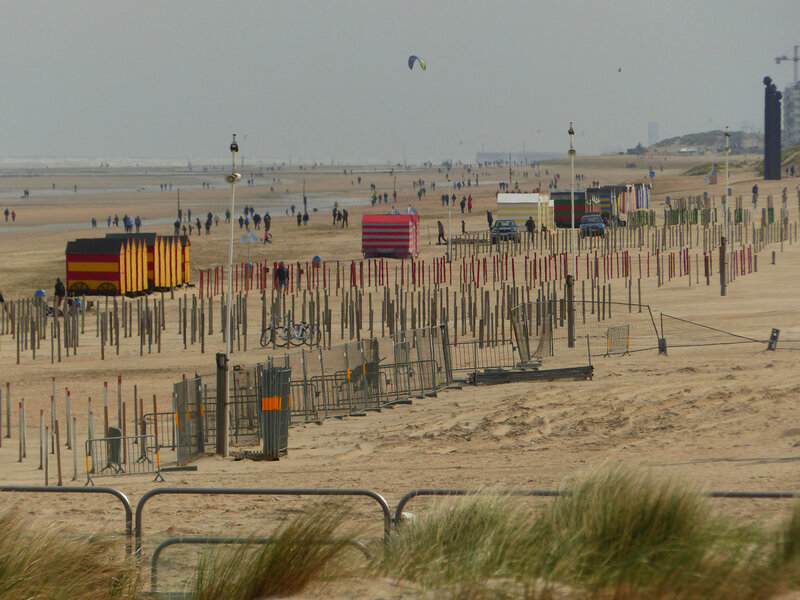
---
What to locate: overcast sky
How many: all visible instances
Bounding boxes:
[1,0,798,164]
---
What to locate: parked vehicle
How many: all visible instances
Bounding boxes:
[490,219,521,243]
[579,214,605,237]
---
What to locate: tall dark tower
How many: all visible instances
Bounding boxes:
[763,76,783,180]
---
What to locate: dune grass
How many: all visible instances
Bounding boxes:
[191,501,357,600]
[0,510,142,599]
[380,466,791,599]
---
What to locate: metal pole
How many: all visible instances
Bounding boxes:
[224,135,241,458]
[568,122,576,268]
[724,128,730,241]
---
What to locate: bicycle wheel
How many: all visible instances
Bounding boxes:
[260,325,273,347]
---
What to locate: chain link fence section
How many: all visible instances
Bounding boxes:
[510,301,660,367]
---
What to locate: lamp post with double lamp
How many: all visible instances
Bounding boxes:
[224,134,241,457]
[568,122,576,267]
[724,127,730,240]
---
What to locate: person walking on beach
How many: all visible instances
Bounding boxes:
[486,210,493,229]
[342,209,349,228]
[225,209,231,223]
[302,212,309,226]
[54,277,66,310]
[525,216,536,240]
[135,216,141,233]
[238,215,244,230]
[3,208,7,222]
[467,195,472,213]
[275,262,288,292]
[91,217,97,228]
[437,220,446,244]
[460,196,466,214]
[296,212,302,227]
[10,210,14,222]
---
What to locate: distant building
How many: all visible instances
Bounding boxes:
[647,122,659,147]
[784,80,800,146]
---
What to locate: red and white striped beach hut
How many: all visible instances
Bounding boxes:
[361,213,420,259]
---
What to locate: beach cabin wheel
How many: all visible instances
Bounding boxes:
[68,282,90,296]
[97,282,118,295]
[364,249,377,258]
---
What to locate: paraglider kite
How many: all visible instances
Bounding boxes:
[408,55,426,71]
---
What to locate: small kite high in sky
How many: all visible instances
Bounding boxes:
[408,55,426,70]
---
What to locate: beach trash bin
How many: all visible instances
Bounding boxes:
[106,426,123,471]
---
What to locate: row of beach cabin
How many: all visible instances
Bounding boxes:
[65,233,190,296]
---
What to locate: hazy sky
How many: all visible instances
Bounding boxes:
[1,0,798,163]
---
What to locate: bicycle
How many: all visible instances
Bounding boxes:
[260,313,292,348]
[288,321,322,347]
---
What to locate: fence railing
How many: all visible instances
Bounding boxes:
[85,433,162,485]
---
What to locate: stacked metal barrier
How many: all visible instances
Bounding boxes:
[173,376,204,466]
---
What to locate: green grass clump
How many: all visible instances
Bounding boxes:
[0,511,142,599]
[192,502,356,599]
[381,467,778,599]
[525,466,764,598]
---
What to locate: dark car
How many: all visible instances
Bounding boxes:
[579,214,605,237]
[490,219,521,243]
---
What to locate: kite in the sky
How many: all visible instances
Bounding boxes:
[408,55,426,70]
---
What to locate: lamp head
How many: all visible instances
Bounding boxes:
[230,133,239,154]
[568,122,574,137]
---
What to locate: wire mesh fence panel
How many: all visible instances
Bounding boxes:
[392,333,424,397]
[343,341,370,413]
[174,377,204,466]
[660,313,765,348]
[282,350,315,423]
[85,433,161,484]
[511,301,659,367]
[429,325,454,385]
[141,412,176,451]
[199,377,216,446]
[412,328,438,395]
[316,345,353,418]
[230,367,260,447]
[358,338,384,410]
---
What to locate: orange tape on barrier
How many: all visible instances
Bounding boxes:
[261,396,281,411]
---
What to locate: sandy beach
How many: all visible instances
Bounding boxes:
[0,152,799,595]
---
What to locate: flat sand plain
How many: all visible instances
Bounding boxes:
[0,153,799,596]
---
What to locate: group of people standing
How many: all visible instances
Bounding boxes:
[332,207,349,227]
[3,208,15,222]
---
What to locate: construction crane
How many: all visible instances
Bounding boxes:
[775,45,799,84]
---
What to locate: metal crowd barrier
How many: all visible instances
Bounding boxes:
[134,487,393,554]
[85,433,163,485]
[0,485,134,554]
[150,536,372,592]
[141,412,176,450]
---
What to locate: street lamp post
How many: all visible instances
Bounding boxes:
[224,134,241,457]
[724,128,730,240]
[568,122,576,267]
